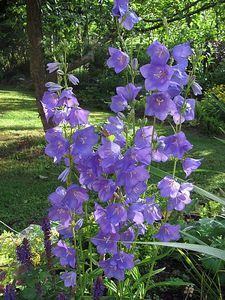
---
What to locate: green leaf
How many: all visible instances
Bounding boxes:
[150,166,225,205]
[149,278,192,289]
[132,241,225,261]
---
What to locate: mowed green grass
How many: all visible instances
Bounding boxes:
[0,87,224,232]
[0,87,110,232]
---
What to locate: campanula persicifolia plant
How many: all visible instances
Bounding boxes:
[39,0,204,298]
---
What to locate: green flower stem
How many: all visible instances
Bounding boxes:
[143,245,158,298]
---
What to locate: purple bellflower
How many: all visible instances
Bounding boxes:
[61,271,76,288]
[47,62,60,73]
[140,63,174,91]
[164,132,193,159]
[107,47,129,73]
[92,231,120,255]
[147,41,170,65]
[72,126,99,156]
[110,94,128,113]
[158,176,180,198]
[116,83,141,102]
[119,10,139,30]
[112,0,129,17]
[145,92,176,121]
[53,240,76,268]
[182,158,202,177]
[172,96,195,124]
[99,252,134,281]
[154,223,181,242]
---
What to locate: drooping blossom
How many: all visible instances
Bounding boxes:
[119,10,139,30]
[145,92,176,121]
[112,0,129,17]
[154,224,181,242]
[167,192,192,211]
[60,272,76,288]
[46,62,60,73]
[134,126,156,148]
[182,158,202,177]
[143,196,162,224]
[45,82,62,92]
[62,184,89,213]
[45,130,69,163]
[92,178,116,202]
[68,74,79,85]
[107,47,129,73]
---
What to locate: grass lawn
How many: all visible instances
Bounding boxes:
[0,87,224,232]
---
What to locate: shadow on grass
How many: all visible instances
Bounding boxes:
[0,87,36,114]
[0,135,45,158]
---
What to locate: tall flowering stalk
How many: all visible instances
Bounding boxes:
[41,0,203,298]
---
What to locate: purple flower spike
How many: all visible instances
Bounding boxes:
[164,132,193,159]
[60,271,76,288]
[93,276,107,300]
[140,63,174,91]
[119,10,139,30]
[16,238,32,267]
[47,62,60,73]
[4,284,16,300]
[154,223,181,242]
[107,47,129,74]
[145,92,176,121]
[182,158,202,177]
[158,176,180,198]
[147,41,170,65]
[53,240,76,268]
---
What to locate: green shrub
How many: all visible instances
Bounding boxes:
[196,84,225,134]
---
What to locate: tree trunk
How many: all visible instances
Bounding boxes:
[26,0,51,131]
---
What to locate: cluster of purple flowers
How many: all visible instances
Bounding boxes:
[41,0,202,291]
